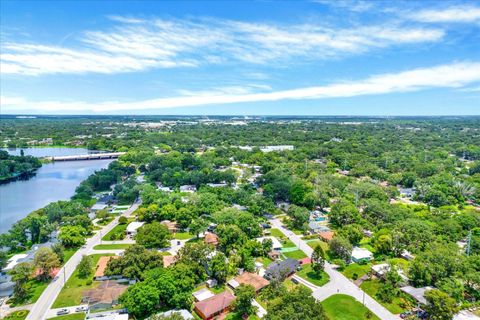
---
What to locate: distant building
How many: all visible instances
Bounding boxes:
[204,232,219,247]
[163,255,177,268]
[264,258,300,280]
[126,221,145,237]
[351,247,373,263]
[194,291,236,320]
[401,250,415,260]
[161,220,179,233]
[180,185,197,193]
[206,183,228,188]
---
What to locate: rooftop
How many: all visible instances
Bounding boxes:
[400,286,433,305]
[126,221,145,233]
[194,291,235,319]
[351,247,373,260]
[192,288,215,302]
[230,272,269,292]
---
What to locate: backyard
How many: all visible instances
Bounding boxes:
[52,254,112,308]
[93,244,131,250]
[360,279,412,314]
[342,263,372,280]
[296,263,330,286]
[322,294,380,320]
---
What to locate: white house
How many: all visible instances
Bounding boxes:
[180,185,197,193]
[126,222,145,237]
[256,236,282,251]
[351,247,373,263]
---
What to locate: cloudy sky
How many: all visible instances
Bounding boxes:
[1,0,480,115]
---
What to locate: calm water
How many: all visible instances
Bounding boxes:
[1,147,97,157]
[0,148,112,234]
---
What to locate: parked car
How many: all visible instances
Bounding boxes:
[291,278,299,284]
[400,311,413,319]
[57,309,70,315]
[75,306,88,312]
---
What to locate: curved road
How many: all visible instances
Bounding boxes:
[26,201,140,320]
[269,218,398,320]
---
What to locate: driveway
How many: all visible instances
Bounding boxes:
[269,218,398,320]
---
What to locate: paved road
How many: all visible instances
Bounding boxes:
[26,201,140,320]
[269,218,398,320]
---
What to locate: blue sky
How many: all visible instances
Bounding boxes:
[1,0,480,115]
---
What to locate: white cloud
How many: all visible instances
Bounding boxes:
[408,5,480,23]
[0,16,444,75]
[2,61,479,113]
[314,0,374,13]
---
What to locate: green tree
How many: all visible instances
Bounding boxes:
[424,289,459,320]
[119,282,159,318]
[265,286,328,320]
[209,252,228,284]
[234,284,257,317]
[311,244,325,275]
[189,218,208,239]
[58,225,87,248]
[136,222,170,249]
[33,247,60,281]
[10,262,34,302]
[78,255,94,278]
[51,243,65,263]
[329,236,352,262]
[286,205,309,230]
[0,251,8,272]
[330,199,360,227]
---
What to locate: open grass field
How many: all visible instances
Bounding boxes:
[256,256,274,268]
[52,254,112,308]
[93,243,131,250]
[282,249,307,260]
[321,294,380,320]
[296,263,330,286]
[101,222,131,240]
[269,228,284,238]
[342,263,371,280]
[360,279,412,314]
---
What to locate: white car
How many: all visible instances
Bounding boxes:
[75,306,89,312]
[57,309,70,315]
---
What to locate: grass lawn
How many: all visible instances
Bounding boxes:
[296,264,330,286]
[96,217,114,226]
[48,314,86,320]
[52,254,112,308]
[225,313,260,320]
[93,243,131,250]
[322,294,380,320]
[282,249,307,260]
[282,239,296,248]
[342,263,371,280]
[8,279,49,307]
[360,279,412,314]
[256,256,274,268]
[4,310,29,320]
[63,248,77,264]
[269,228,284,238]
[102,223,128,240]
[174,232,193,240]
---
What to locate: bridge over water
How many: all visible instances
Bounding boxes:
[46,152,126,161]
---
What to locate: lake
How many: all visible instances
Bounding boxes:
[0,148,112,234]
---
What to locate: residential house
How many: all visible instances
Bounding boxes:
[318,230,335,242]
[126,221,145,237]
[264,258,300,280]
[256,236,282,251]
[227,272,269,293]
[163,255,177,268]
[152,310,194,320]
[400,286,433,306]
[351,247,373,263]
[161,220,179,233]
[192,288,215,302]
[94,256,120,280]
[194,291,236,320]
[204,232,219,247]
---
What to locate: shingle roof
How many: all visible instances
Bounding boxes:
[194,291,235,318]
[265,258,299,279]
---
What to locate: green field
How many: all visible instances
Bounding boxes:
[52,254,112,308]
[93,243,131,250]
[269,228,284,238]
[48,314,86,320]
[360,279,412,314]
[174,231,194,240]
[322,294,380,320]
[4,310,29,320]
[342,263,371,280]
[101,222,129,240]
[296,263,330,286]
[282,249,307,260]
